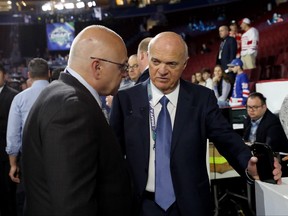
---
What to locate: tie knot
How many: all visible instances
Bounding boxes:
[159,96,169,107]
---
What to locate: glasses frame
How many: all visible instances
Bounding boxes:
[90,57,128,73]
[128,64,139,70]
[246,105,263,111]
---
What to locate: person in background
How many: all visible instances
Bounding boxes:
[6,58,50,216]
[227,58,249,107]
[280,95,288,140]
[0,64,18,216]
[20,79,28,91]
[109,31,282,216]
[128,54,141,84]
[50,67,64,82]
[239,18,259,70]
[216,25,237,84]
[105,54,141,108]
[191,74,197,84]
[200,43,211,54]
[201,67,213,89]
[212,64,231,107]
[243,92,288,152]
[21,25,132,216]
[279,95,288,169]
[195,71,205,86]
[119,54,141,89]
[135,37,153,84]
[229,21,242,58]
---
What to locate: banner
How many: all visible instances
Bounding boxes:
[46,22,75,51]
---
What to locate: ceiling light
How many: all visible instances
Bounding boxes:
[55,2,64,10]
[42,2,52,11]
[87,1,96,7]
[64,2,74,9]
[76,1,84,8]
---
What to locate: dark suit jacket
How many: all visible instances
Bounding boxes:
[216,36,237,71]
[22,73,132,216]
[135,68,149,84]
[110,79,252,215]
[243,109,288,153]
[0,84,18,161]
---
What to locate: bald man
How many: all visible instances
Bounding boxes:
[110,32,282,215]
[22,25,132,216]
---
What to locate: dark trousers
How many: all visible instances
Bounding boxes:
[0,160,17,216]
[16,181,25,216]
[17,154,25,216]
[140,192,180,216]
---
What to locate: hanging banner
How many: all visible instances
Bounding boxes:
[46,22,75,51]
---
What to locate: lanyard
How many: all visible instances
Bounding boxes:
[147,82,157,149]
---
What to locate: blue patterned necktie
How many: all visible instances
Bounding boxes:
[155,96,175,211]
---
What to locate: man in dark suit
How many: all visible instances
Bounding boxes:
[110,32,282,216]
[0,64,18,216]
[243,92,288,153]
[216,25,237,84]
[22,25,132,216]
[135,37,152,84]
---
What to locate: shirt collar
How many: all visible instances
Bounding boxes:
[0,84,4,93]
[150,80,180,107]
[65,66,102,107]
[251,116,262,125]
[30,80,49,87]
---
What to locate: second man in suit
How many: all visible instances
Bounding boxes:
[110,31,282,216]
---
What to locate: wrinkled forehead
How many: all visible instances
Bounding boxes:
[150,43,186,63]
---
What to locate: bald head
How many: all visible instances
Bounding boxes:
[148,32,188,60]
[68,25,127,72]
[67,25,128,96]
[148,32,189,94]
[219,25,229,39]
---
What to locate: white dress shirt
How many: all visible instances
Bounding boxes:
[145,80,180,192]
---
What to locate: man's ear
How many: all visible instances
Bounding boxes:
[92,60,101,79]
[92,59,101,70]
[28,71,31,79]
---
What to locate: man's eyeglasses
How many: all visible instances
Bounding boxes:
[246,105,263,111]
[128,64,139,70]
[90,57,129,73]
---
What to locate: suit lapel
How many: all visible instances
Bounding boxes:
[136,81,150,162]
[59,72,105,121]
[171,80,195,156]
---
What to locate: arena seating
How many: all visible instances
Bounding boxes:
[182,2,288,84]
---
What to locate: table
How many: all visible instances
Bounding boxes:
[255,177,288,215]
[209,144,253,216]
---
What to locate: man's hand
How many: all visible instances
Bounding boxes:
[9,165,20,183]
[247,156,282,185]
[9,155,20,183]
